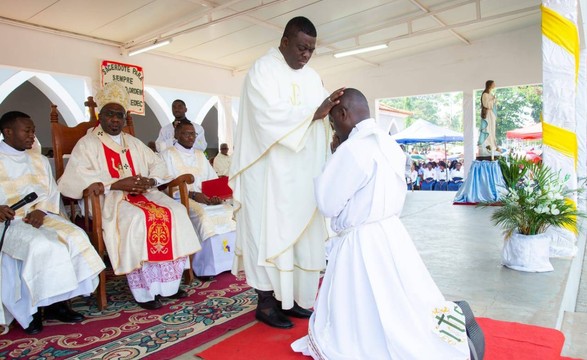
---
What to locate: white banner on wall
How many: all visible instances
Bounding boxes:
[100,60,145,115]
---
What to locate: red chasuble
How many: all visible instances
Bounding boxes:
[102,143,174,261]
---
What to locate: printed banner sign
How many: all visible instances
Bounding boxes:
[100,60,145,115]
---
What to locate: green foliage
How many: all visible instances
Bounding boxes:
[485,158,585,238]
[497,155,530,188]
[382,85,542,143]
[382,92,463,132]
[475,85,543,145]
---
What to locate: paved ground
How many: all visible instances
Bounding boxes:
[576,244,587,313]
[177,191,587,359]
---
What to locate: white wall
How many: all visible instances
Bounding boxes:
[0,23,245,97]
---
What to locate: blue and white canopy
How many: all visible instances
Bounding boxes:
[391,119,463,144]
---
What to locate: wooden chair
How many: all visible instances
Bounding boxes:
[50,97,134,221]
[51,97,194,311]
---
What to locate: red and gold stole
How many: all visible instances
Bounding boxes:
[93,126,174,261]
[125,194,174,261]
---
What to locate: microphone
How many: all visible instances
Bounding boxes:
[1,192,37,252]
[10,192,38,211]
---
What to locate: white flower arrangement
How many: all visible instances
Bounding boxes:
[488,157,585,238]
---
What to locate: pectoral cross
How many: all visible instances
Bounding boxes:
[112,158,124,178]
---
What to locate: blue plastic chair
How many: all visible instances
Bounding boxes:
[434,180,448,191]
[420,179,436,191]
[447,177,464,191]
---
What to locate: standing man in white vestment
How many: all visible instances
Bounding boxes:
[229,16,344,329]
[58,82,200,310]
[155,99,207,153]
[160,120,236,279]
[0,111,105,334]
[292,89,470,359]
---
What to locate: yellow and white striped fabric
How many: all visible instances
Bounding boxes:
[542,0,579,256]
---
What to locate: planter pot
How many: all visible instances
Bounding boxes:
[502,232,554,272]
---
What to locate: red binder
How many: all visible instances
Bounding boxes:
[201,176,233,199]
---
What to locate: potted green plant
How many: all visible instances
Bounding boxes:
[485,157,584,272]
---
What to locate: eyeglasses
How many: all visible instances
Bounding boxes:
[101,110,125,119]
[220,147,229,150]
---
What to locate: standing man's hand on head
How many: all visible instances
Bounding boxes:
[313,88,345,120]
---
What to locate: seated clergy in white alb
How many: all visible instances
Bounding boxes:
[0,111,105,335]
[58,82,201,310]
[160,120,236,278]
[212,143,231,177]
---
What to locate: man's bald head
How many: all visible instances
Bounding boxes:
[336,88,370,120]
[328,88,371,143]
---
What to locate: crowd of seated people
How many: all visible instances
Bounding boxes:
[407,160,465,191]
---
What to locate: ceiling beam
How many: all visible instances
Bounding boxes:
[408,0,471,45]
[0,16,120,47]
[318,0,477,46]
[121,0,289,50]
[122,0,247,47]
[316,4,539,57]
[387,5,539,43]
[178,0,322,62]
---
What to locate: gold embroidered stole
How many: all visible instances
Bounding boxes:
[168,146,208,181]
[0,150,49,217]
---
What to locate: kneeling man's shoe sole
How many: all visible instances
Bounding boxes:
[282,304,313,319]
[255,308,293,329]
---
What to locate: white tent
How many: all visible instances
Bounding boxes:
[390,120,464,144]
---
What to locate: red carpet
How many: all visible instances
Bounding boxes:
[198,317,308,360]
[198,317,582,360]
[0,271,256,360]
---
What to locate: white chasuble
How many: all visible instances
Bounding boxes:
[0,142,104,327]
[58,126,200,275]
[229,47,331,309]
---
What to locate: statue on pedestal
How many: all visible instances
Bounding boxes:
[478,80,498,160]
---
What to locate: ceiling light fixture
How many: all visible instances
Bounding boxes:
[128,39,172,57]
[333,44,388,58]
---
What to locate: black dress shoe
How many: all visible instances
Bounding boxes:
[24,312,43,335]
[45,302,85,323]
[167,289,188,299]
[255,308,293,329]
[282,303,313,319]
[137,298,163,310]
[196,275,215,282]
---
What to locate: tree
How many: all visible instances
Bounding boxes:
[476,85,542,146]
[382,85,542,147]
[382,92,462,131]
